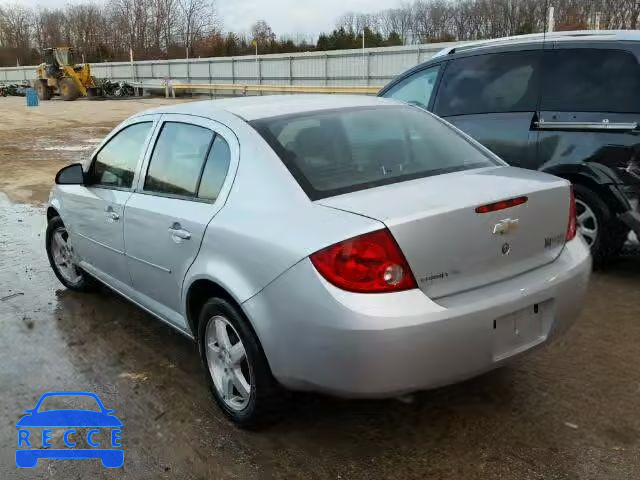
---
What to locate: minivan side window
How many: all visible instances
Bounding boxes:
[144,122,214,198]
[385,65,441,109]
[434,51,541,117]
[540,48,640,113]
[91,122,152,189]
[198,135,231,201]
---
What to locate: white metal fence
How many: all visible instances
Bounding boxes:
[0,42,459,88]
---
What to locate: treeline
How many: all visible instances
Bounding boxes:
[1,0,639,67]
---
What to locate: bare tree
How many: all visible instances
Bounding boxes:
[177,0,217,57]
[250,20,275,48]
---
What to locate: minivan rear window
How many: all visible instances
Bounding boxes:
[251,106,498,199]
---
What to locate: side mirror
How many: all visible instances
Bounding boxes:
[55,163,85,185]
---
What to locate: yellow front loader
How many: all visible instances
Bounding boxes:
[34,47,99,101]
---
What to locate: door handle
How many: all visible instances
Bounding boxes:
[168,223,191,240]
[104,207,120,221]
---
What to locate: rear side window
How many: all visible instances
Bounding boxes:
[252,106,498,200]
[541,48,640,113]
[144,122,213,197]
[434,51,541,116]
[92,122,152,189]
[384,65,440,109]
[198,135,231,201]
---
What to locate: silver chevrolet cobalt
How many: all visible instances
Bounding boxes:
[46,95,591,426]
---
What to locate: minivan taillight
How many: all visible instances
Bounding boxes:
[310,229,417,293]
[566,188,577,241]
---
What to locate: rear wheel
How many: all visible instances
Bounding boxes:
[574,184,629,268]
[46,216,97,291]
[59,78,80,101]
[35,79,51,100]
[198,298,281,428]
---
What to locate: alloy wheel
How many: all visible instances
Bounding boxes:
[575,198,599,248]
[205,315,252,411]
[50,226,82,285]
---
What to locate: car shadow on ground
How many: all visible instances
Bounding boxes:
[52,284,523,435]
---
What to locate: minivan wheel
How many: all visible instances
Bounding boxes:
[573,184,629,268]
[46,216,97,291]
[198,298,281,428]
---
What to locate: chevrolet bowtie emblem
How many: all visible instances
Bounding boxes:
[493,218,520,235]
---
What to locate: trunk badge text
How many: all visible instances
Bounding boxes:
[493,218,519,236]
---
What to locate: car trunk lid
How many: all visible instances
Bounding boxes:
[316,167,571,299]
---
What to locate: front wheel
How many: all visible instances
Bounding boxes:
[574,184,629,268]
[198,298,281,428]
[46,216,97,291]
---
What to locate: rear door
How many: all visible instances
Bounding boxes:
[123,115,236,329]
[535,45,640,186]
[65,118,156,287]
[432,48,543,168]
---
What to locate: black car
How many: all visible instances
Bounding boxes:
[379,30,640,266]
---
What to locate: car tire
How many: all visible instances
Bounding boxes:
[573,184,629,268]
[46,216,98,292]
[198,297,281,428]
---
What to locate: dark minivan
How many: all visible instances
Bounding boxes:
[379,30,640,266]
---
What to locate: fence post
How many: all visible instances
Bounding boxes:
[366,52,371,86]
[289,56,293,86]
[208,60,213,98]
[324,54,328,86]
[257,57,262,96]
[231,57,235,96]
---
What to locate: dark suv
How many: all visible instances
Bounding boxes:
[379,30,640,266]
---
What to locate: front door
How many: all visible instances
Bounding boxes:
[123,115,235,328]
[66,119,156,287]
[432,49,543,168]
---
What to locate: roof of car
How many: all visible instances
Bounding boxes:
[139,94,401,121]
[432,30,640,59]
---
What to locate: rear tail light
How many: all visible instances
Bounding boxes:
[310,229,417,293]
[566,188,577,241]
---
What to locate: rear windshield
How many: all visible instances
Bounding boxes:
[251,105,498,199]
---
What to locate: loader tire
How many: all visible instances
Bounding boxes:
[35,80,51,100]
[59,78,80,101]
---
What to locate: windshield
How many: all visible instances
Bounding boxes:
[251,105,498,200]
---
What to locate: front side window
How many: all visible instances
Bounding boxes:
[434,50,541,117]
[144,122,214,197]
[541,48,640,113]
[384,65,441,109]
[91,122,152,189]
[252,106,498,199]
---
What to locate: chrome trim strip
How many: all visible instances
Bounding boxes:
[75,232,124,255]
[126,253,172,273]
[535,120,638,131]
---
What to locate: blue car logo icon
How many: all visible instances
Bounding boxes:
[16,391,123,468]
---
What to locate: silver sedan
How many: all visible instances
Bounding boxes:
[46,95,591,426]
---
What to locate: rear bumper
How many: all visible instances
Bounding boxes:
[243,238,592,397]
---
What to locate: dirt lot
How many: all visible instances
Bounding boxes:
[0,96,639,480]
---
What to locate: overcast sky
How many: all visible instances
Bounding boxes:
[11,0,400,38]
